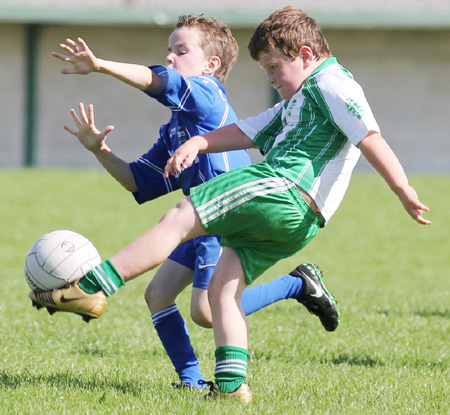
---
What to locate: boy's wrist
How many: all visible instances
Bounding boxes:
[94,58,107,73]
[92,144,112,156]
[191,135,208,153]
[391,183,411,199]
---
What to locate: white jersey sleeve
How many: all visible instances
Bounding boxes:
[313,65,380,146]
[236,101,285,142]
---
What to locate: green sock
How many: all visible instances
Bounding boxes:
[214,346,249,393]
[78,259,125,296]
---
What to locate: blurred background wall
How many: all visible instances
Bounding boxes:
[1,1,449,172]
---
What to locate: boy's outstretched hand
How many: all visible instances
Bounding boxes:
[164,139,201,177]
[52,37,98,75]
[397,185,431,225]
[64,103,114,153]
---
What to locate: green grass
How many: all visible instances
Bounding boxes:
[0,169,449,414]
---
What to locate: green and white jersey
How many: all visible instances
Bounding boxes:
[236,57,380,222]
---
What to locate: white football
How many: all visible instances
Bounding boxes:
[24,230,101,290]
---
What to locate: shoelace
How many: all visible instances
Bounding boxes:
[198,380,215,389]
[198,380,218,399]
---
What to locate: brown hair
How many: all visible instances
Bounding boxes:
[176,15,239,83]
[248,7,331,61]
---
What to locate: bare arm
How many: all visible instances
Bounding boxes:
[65,103,138,193]
[358,131,431,225]
[52,37,165,92]
[164,124,255,177]
[94,150,138,193]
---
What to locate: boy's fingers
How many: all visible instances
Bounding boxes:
[167,150,197,176]
[64,125,76,135]
[420,203,430,212]
[164,156,180,177]
[182,154,194,169]
[88,104,95,124]
[411,206,431,225]
[77,37,89,51]
[65,38,79,50]
[60,68,77,75]
[101,125,115,137]
[416,215,431,225]
[163,163,172,178]
[52,52,69,61]
[69,108,82,127]
[415,202,430,224]
[59,43,75,55]
[78,103,88,123]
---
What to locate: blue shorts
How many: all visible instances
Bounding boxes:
[168,235,221,289]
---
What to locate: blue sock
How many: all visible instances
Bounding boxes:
[241,274,303,315]
[152,304,205,388]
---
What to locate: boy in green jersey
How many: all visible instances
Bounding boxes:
[31,7,430,403]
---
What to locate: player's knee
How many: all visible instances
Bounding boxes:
[144,282,172,313]
[159,197,203,241]
[191,305,212,328]
[144,283,153,306]
[191,287,212,327]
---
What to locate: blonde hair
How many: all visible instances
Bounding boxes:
[176,15,239,83]
[248,7,331,61]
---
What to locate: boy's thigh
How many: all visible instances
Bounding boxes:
[208,247,247,297]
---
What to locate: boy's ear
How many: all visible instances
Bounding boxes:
[203,56,221,76]
[298,45,314,62]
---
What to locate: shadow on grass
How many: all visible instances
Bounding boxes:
[376,309,450,318]
[323,353,449,371]
[326,353,382,367]
[412,309,450,319]
[76,346,109,357]
[0,370,145,396]
[252,350,384,367]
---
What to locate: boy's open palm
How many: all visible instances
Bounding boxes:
[52,37,97,75]
[64,103,114,153]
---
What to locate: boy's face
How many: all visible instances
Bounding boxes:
[166,27,213,78]
[258,48,306,100]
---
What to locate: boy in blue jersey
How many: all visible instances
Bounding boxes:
[35,14,339,390]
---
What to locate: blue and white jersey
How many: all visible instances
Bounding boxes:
[130,65,251,204]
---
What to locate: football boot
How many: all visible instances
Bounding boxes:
[291,263,340,332]
[29,281,107,323]
[203,382,253,404]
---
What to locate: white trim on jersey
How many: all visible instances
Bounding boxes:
[137,156,175,194]
[199,75,233,173]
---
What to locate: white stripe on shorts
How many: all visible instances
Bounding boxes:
[196,176,295,225]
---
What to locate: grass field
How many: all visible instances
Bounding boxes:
[0,169,448,414]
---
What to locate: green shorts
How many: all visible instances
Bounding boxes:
[190,163,325,284]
